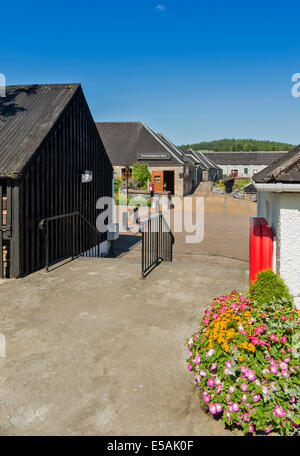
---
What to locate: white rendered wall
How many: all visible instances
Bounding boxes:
[219,164,266,178]
[257,191,300,308]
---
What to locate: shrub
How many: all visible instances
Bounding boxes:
[250,270,293,306]
[186,290,300,435]
[114,176,123,194]
[132,163,151,188]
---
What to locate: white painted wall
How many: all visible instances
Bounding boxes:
[257,191,300,308]
[219,164,266,178]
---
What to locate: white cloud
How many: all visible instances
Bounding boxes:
[155,4,166,11]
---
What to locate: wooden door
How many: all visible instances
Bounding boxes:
[152,171,164,192]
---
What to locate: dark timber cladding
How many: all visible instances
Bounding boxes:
[0,84,113,278]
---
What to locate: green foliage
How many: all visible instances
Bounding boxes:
[180,138,295,152]
[114,195,151,207]
[186,287,300,436]
[234,179,251,189]
[113,176,123,194]
[132,163,151,188]
[250,270,293,306]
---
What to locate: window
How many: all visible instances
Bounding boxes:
[244,168,248,175]
[121,168,132,179]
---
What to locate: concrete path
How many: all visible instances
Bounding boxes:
[0,193,255,435]
[0,258,247,435]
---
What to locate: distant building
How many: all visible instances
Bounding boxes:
[96,121,199,197]
[0,84,113,278]
[253,145,300,308]
[203,151,288,178]
[188,149,223,181]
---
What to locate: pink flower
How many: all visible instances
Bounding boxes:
[210,362,217,371]
[270,364,278,374]
[241,394,247,402]
[261,386,269,395]
[240,364,247,374]
[273,405,286,417]
[194,374,200,383]
[283,357,290,363]
[225,410,232,421]
[224,368,234,375]
[215,403,223,413]
[216,384,222,394]
[243,413,251,422]
[203,393,210,404]
[209,403,217,414]
[281,335,287,343]
[228,385,235,394]
[262,368,270,376]
[230,403,240,412]
[188,338,193,347]
[253,394,261,403]
[281,369,290,378]
[240,383,248,391]
[290,396,296,404]
[188,363,192,371]
[248,424,254,433]
[265,426,271,434]
[207,378,215,388]
[245,369,256,381]
[226,360,232,369]
[279,362,288,370]
[199,370,207,377]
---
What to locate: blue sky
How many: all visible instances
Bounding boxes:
[1,0,300,145]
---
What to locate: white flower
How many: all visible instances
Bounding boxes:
[206,348,215,357]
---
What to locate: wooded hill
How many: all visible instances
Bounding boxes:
[179,139,296,152]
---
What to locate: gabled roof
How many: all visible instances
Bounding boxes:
[155,133,193,165]
[203,151,287,166]
[253,145,300,183]
[192,150,221,170]
[185,148,207,168]
[96,121,187,166]
[0,84,80,176]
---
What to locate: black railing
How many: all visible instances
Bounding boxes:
[39,212,102,271]
[139,213,174,279]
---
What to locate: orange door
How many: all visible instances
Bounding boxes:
[152,171,164,192]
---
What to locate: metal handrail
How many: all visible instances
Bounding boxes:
[39,211,102,271]
[139,212,174,279]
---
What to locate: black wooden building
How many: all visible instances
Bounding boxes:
[0,84,113,278]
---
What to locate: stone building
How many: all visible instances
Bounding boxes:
[203,151,288,178]
[253,145,300,308]
[96,121,199,197]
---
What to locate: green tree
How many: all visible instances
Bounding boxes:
[132,163,151,188]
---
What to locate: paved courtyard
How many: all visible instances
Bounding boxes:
[0,194,255,435]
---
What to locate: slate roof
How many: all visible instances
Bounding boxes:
[185,149,207,168]
[155,133,194,165]
[96,121,188,166]
[203,151,287,166]
[0,83,80,176]
[253,145,300,183]
[192,150,221,170]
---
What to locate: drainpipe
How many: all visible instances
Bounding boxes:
[254,182,300,192]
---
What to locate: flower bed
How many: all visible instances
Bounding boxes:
[186,273,300,435]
